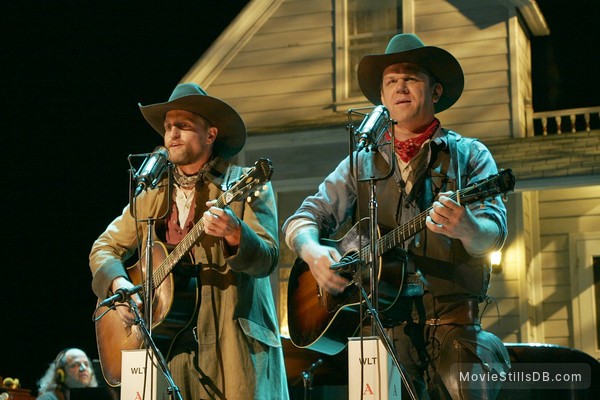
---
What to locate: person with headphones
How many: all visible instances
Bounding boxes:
[36,348,98,400]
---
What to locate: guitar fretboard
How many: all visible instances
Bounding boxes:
[151,194,229,289]
[357,169,513,261]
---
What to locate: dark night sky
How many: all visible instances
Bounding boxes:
[1,0,597,392]
[1,0,250,391]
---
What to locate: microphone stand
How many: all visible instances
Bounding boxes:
[301,359,323,400]
[127,298,183,400]
[128,160,175,398]
[347,109,418,400]
[128,161,173,332]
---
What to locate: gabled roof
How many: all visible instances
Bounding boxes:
[181,0,282,87]
[182,0,549,89]
[510,0,550,36]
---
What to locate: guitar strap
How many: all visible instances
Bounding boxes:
[222,164,245,219]
[401,132,461,298]
[448,130,462,191]
[222,164,243,191]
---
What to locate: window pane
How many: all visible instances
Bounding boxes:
[347,0,402,97]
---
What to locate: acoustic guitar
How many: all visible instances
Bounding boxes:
[94,158,273,387]
[287,169,515,355]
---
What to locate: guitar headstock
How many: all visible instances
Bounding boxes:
[458,168,515,205]
[222,158,273,205]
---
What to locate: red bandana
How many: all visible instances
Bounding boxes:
[386,118,440,163]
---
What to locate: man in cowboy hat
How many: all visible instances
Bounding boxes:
[283,34,510,398]
[90,83,289,399]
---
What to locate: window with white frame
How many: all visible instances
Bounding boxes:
[338,0,403,102]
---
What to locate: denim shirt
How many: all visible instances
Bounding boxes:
[283,127,507,301]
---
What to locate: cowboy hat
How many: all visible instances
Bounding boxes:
[139,83,246,159]
[357,33,464,113]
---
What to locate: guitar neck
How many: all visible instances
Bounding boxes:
[360,185,486,259]
[151,195,231,289]
[361,203,434,260]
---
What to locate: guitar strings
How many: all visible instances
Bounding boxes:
[151,172,258,289]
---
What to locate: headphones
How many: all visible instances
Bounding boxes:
[54,349,69,385]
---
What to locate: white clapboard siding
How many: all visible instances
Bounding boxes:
[488,279,520,299]
[460,54,509,75]
[459,87,509,107]
[522,191,544,343]
[415,3,508,32]
[216,58,333,85]
[225,89,333,114]
[241,105,338,128]
[207,1,335,128]
[226,42,333,69]
[536,186,600,347]
[276,0,332,15]
[441,120,512,139]
[201,0,524,137]
[513,17,533,137]
[209,74,332,101]
[416,21,507,48]
[243,27,333,52]
[543,303,569,321]
[540,198,600,217]
[417,0,495,15]
[441,103,510,125]
[540,234,568,252]
[183,0,555,344]
[413,0,515,138]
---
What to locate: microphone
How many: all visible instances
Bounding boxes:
[330,253,362,273]
[133,146,170,197]
[99,285,143,308]
[308,358,324,373]
[302,358,323,381]
[355,105,390,151]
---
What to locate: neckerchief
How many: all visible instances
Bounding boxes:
[386,118,440,163]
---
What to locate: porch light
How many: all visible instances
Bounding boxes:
[490,251,502,273]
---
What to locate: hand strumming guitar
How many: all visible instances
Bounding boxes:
[292,226,349,296]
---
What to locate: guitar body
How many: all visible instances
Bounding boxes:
[95,242,199,387]
[93,159,274,387]
[287,218,404,355]
[287,169,515,355]
[93,158,274,387]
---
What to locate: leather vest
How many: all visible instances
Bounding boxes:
[356,134,491,302]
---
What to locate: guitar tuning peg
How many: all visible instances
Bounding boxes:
[246,196,252,203]
[262,185,268,191]
[254,190,260,197]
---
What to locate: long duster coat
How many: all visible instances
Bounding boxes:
[90,156,288,399]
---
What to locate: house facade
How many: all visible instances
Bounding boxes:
[183,0,600,360]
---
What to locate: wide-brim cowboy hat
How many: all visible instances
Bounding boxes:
[357,33,464,113]
[139,83,246,159]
